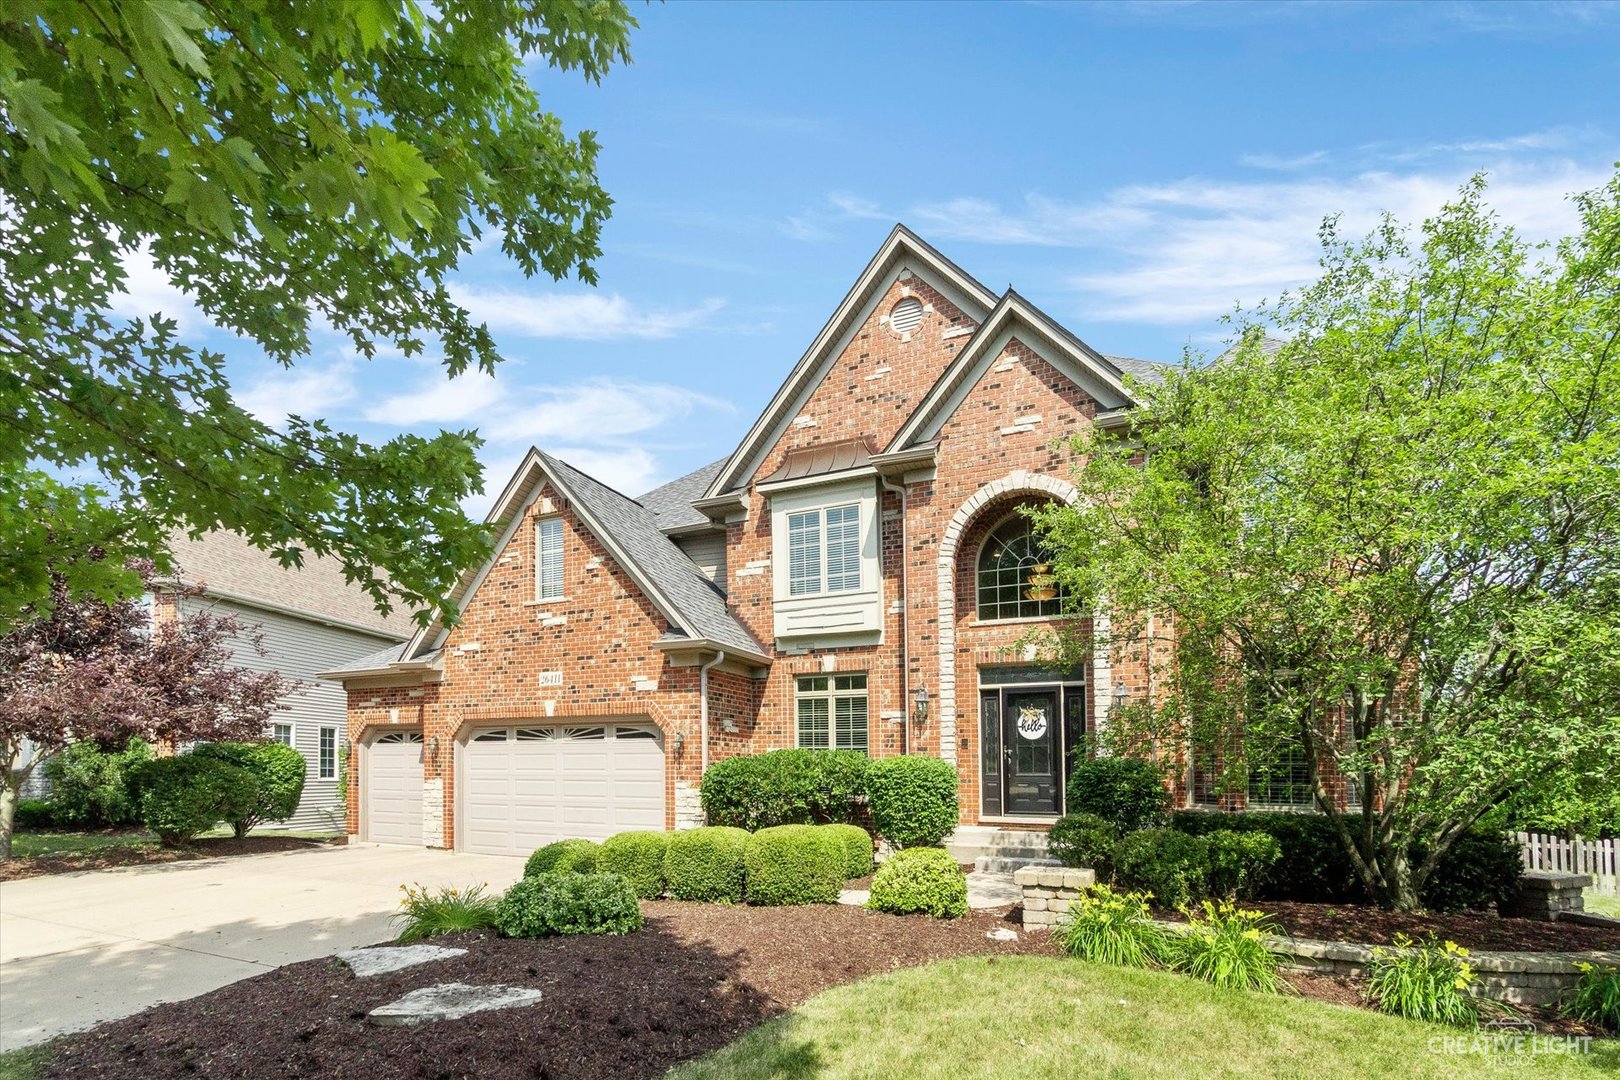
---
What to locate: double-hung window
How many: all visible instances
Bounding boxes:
[272,723,294,747]
[795,674,868,752]
[788,504,861,596]
[318,727,337,779]
[536,516,564,600]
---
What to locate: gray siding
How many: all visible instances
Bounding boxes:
[179,596,401,831]
[676,531,727,585]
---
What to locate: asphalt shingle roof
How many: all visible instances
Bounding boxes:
[1103,354,1177,383]
[166,529,415,637]
[542,453,766,659]
[637,458,727,533]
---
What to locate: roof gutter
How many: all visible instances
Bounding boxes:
[699,650,725,778]
[879,474,910,755]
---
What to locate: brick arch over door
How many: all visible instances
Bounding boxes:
[935,471,1080,760]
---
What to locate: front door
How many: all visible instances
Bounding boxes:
[1002,690,1061,815]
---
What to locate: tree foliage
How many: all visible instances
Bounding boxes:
[1038,171,1620,911]
[0,573,288,856]
[0,1,637,627]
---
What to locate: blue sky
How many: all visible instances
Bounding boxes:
[127,0,1620,512]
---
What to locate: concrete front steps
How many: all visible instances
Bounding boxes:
[946,825,1062,876]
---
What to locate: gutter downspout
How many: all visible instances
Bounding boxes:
[879,475,909,755]
[699,650,726,777]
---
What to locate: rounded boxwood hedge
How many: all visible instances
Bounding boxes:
[129,754,260,847]
[1046,811,1118,876]
[598,830,671,898]
[864,755,959,849]
[1113,827,1211,909]
[1066,756,1170,834]
[819,823,875,879]
[192,740,307,837]
[524,838,600,878]
[700,749,869,830]
[744,824,844,906]
[495,872,642,937]
[664,826,751,902]
[866,847,968,918]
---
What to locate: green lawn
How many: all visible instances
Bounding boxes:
[670,956,1619,1080]
[1583,891,1620,918]
[0,1042,52,1080]
[6,830,156,858]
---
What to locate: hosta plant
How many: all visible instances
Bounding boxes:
[1052,886,1168,968]
[394,881,499,942]
[1167,901,1282,993]
[1367,934,1480,1026]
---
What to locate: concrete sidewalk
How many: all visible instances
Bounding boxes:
[0,843,523,1050]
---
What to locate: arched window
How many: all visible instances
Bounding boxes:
[976,515,1064,621]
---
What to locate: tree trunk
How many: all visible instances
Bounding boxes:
[1381,847,1424,913]
[0,776,17,861]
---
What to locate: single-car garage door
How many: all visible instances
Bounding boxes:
[462,723,665,856]
[366,730,424,845]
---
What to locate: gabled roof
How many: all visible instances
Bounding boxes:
[164,528,414,639]
[396,449,769,671]
[886,289,1149,453]
[637,457,727,534]
[702,224,999,500]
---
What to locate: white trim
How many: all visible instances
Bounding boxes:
[935,472,1081,761]
[704,226,996,500]
[317,725,339,780]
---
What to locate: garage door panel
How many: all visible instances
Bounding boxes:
[366,732,423,845]
[461,722,666,855]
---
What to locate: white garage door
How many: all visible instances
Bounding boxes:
[366,731,423,845]
[462,723,665,856]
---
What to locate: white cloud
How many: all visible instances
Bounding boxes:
[364,372,501,426]
[479,379,729,445]
[545,446,664,495]
[107,244,204,333]
[237,361,359,424]
[447,285,725,340]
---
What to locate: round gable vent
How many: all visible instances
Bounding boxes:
[889,297,924,335]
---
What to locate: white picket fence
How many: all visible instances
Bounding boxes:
[1516,831,1618,896]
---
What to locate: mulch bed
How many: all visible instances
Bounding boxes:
[44,902,1052,1080]
[1160,900,1620,952]
[0,834,345,882]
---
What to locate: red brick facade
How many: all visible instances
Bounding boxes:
[337,232,1167,848]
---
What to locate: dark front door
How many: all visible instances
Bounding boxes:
[1002,690,1061,814]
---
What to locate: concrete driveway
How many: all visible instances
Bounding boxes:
[0,843,524,1050]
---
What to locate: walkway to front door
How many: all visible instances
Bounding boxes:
[978,664,1086,818]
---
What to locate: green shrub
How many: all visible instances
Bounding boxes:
[744,824,844,906]
[192,741,307,837]
[1420,829,1522,913]
[524,838,600,877]
[1562,962,1620,1033]
[1167,901,1283,992]
[598,831,671,898]
[1052,885,1167,967]
[1172,812,1521,910]
[44,738,150,827]
[14,797,57,830]
[1047,812,1117,875]
[664,826,751,902]
[866,847,967,919]
[1204,829,1283,900]
[699,749,869,830]
[864,755,959,849]
[394,881,499,942]
[129,754,260,847]
[819,823,874,879]
[1113,828,1210,909]
[1367,934,1480,1026]
[495,872,643,937]
[1066,756,1169,834]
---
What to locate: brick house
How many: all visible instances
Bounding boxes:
[323,225,1211,855]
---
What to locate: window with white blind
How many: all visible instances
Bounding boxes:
[796,674,868,752]
[536,516,564,600]
[787,504,861,597]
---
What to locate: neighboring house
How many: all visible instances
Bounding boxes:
[321,226,1326,855]
[159,530,414,830]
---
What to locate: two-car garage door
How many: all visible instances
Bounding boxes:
[461,723,666,856]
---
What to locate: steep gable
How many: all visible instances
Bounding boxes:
[703,225,997,501]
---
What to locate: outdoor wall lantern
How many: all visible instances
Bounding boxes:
[1113,680,1129,710]
[673,731,686,755]
[913,685,930,725]
[427,735,440,755]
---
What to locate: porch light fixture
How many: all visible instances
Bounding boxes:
[427,735,440,755]
[673,731,686,755]
[1113,680,1129,709]
[913,685,930,725]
